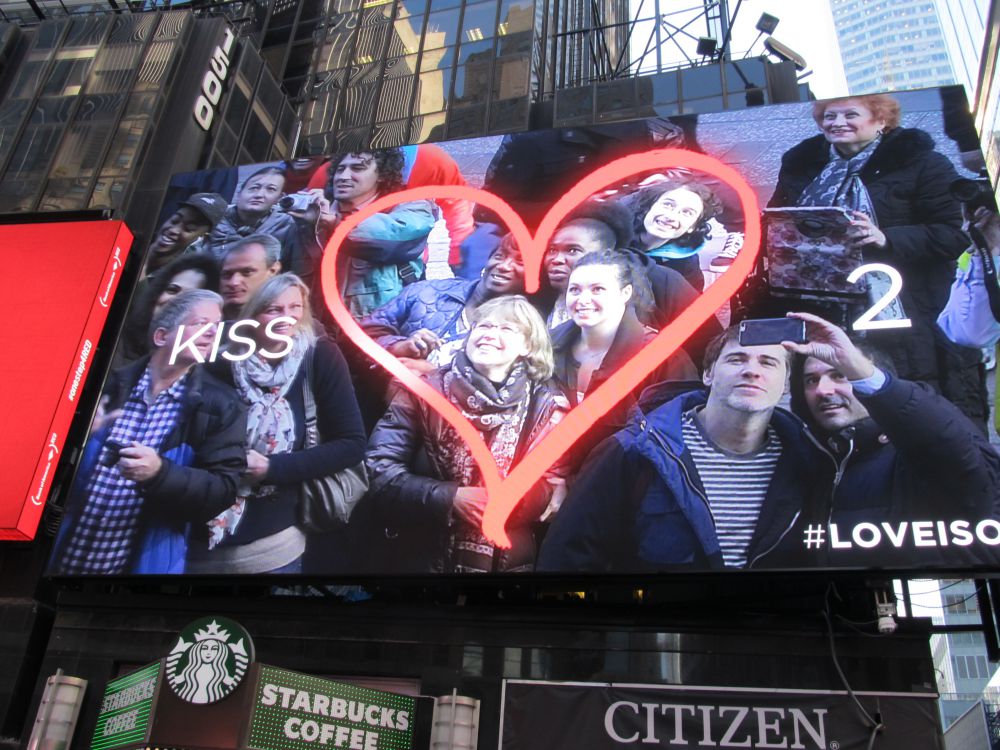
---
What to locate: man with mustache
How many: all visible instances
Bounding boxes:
[320,149,437,319]
[786,312,1000,565]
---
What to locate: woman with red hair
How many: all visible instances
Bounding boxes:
[769,94,979,423]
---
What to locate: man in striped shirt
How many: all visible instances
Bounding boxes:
[538,324,819,572]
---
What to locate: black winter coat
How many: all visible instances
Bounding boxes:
[769,127,967,387]
[550,309,698,468]
[103,359,247,527]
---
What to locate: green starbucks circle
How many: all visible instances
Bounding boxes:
[165,617,255,704]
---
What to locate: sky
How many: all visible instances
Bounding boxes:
[627,0,851,100]
[725,0,850,98]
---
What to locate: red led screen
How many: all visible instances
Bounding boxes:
[2,220,132,541]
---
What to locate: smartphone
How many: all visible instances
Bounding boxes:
[738,318,806,347]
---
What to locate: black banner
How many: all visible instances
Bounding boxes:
[500,681,942,750]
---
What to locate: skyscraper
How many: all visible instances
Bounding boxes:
[829,0,956,94]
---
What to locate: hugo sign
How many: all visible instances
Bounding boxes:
[193,27,236,131]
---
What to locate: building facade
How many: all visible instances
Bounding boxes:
[829,0,956,94]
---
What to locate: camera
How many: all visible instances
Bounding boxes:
[949,177,998,215]
[100,440,125,467]
[277,193,316,212]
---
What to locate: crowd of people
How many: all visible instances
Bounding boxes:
[50,96,1000,576]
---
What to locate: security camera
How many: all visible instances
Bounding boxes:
[875,593,897,635]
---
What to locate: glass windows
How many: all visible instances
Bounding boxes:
[462,0,497,39]
[416,69,448,114]
[425,9,459,48]
[377,75,414,121]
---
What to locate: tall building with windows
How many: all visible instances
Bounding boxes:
[925,580,1000,729]
[935,0,990,99]
[829,0,956,94]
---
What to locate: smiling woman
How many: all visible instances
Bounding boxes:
[768,93,979,424]
[623,179,723,291]
[363,295,569,574]
[186,274,366,575]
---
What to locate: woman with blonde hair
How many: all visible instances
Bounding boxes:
[364,295,568,574]
[188,273,366,574]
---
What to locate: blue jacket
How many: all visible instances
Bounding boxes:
[362,277,478,350]
[537,390,820,572]
[338,199,438,319]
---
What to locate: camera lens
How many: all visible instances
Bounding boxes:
[278,196,296,210]
[949,178,982,203]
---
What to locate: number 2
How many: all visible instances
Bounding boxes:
[847,263,912,330]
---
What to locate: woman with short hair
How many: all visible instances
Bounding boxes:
[770,93,975,422]
[364,295,569,574]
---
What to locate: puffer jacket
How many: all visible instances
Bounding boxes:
[537,389,821,572]
[362,370,569,573]
[769,127,967,390]
[362,277,479,350]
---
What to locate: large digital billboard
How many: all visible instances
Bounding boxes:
[48,85,1000,577]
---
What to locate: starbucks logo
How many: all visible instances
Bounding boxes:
[165,617,254,704]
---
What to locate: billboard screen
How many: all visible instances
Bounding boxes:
[2,220,132,541]
[48,86,1000,577]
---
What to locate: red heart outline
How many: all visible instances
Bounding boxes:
[320,149,761,547]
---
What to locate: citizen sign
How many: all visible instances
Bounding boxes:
[605,701,828,749]
[193,27,236,131]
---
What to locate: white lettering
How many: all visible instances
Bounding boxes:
[641,703,659,744]
[261,683,278,706]
[951,520,974,546]
[605,701,641,743]
[330,698,347,719]
[753,708,787,749]
[789,708,826,749]
[194,95,213,129]
[977,519,1000,545]
[68,340,92,402]
[396,710,409,731]
[717,706,751,748]
[659,704,695,745]
[911,521,935,547]
[260,316,296,359]
[852,522,880,548]
[301,720,321,741]
[937,520,949,545]
[880,522,907,548]
[203,70,223,105]
[829,523,852,549]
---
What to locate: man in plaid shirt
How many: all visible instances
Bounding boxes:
[54,290,246,574]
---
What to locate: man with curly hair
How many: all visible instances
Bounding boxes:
[321,149,438,318]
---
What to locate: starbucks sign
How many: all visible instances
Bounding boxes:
[165,617,254,704]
